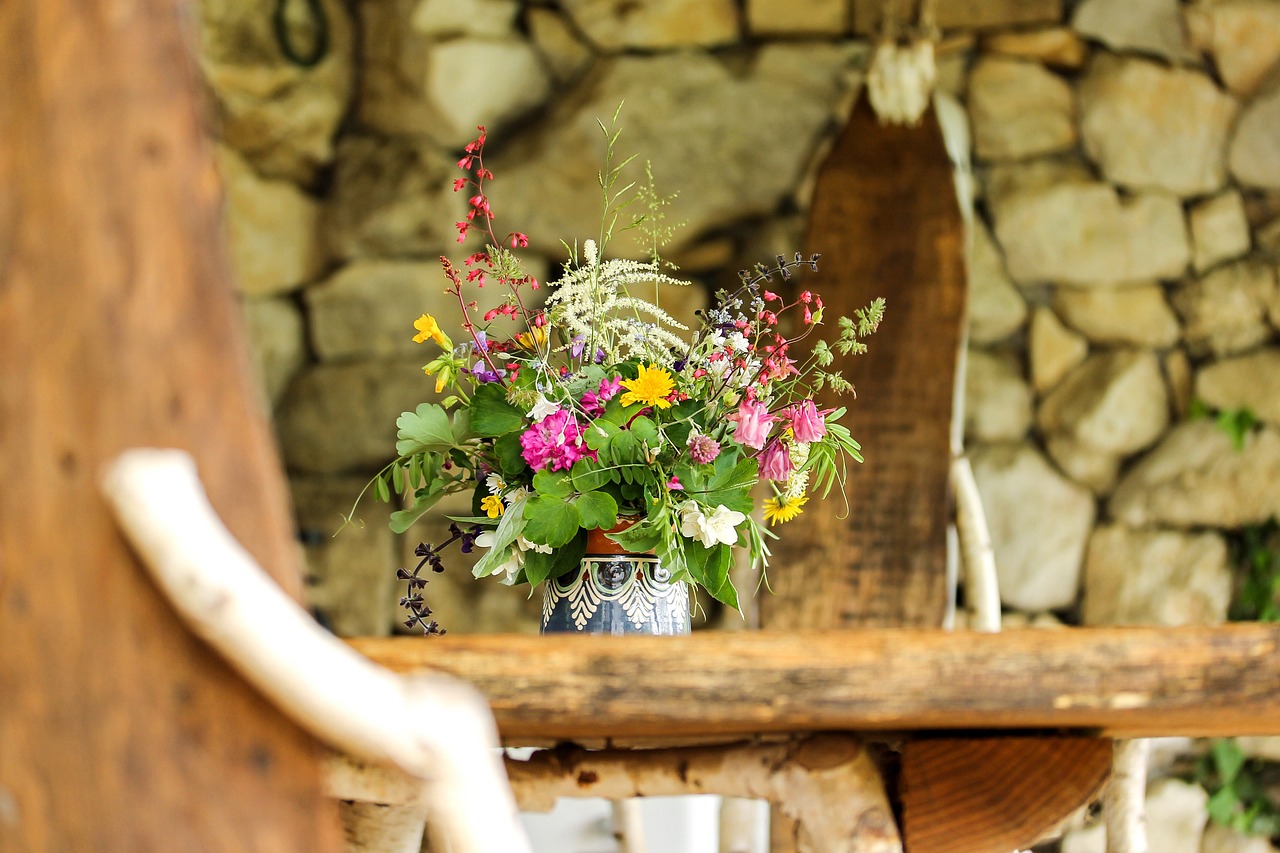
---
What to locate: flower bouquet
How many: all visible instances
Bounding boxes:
[359,118,883,634]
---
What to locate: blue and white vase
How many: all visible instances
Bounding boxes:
[540,523,690,635]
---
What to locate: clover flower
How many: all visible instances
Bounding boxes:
[519,409,592,472]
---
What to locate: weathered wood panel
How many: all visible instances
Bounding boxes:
[0,2,342,850]
[902,737,1112,853]
[352,625,1280,741]
[762,98,963,630]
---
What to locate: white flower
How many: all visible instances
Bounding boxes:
[726,331,749,352]
[583,238,598,266]
[474,531,522,583]
[735,359,761,387]
[678,501,746,549]
[485,472,507,494]
[707,357,732,379]
[710,330,727,349]
[527,393,560,423]
[502,485,531,506]
[517,536,552,555]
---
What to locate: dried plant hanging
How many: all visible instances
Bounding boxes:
[866,0,940,126]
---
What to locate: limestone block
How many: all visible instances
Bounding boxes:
[1082,525,1231,626]
[1145,779,1208,853]
[425,38,552,144]
[1236,736,1280,762]
[1229,76,1280,189]
[324,135,466,260]
[1079,55,1237,197]
[1259,217,1280,260]
[970,443,1096,612]
[852,0,1062,33]
[968,57,1076,162]
[1109,421,1280,527]
[1052,284,1181,347]
[1186,1,1280,98]
[1072,0,1196,62]
[292,475,398,637]
[278,358,440,474]
[992,182,1189,287]
[1172,259,1276,358]
[982,27,1089,69]
[747,0,847,35]
[1196,347,1280,426]
[1038,349,1170,456]
[306,260,462,360]
[968,220,1027,344]
[1190,191,1253,273]
[487,46,859,259]
[1165,347,1195,419]
[199,0,354,183]
[980,155,1093,209]
[1061,822,1105,853]
[527,6,595,83]
[560,0,739,49]
[1045,434,1121,495]
[218,147,325,297]
[1029,307,1088,394]
[1202,823,1280,853]
[964,350,1032,442]
[240,296,308,408]
[410,0,519,36]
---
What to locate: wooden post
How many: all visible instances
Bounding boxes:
[0,1,342,849]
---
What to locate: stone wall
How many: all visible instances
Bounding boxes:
[199,0,1280,644]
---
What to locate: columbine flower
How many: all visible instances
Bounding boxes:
[520,409,591,472]
[678,502,747,549]
[730,400,774,450]
[480,495,505,518]
[786,400,828,443]
[527,393,560,422]
[686,431,721,465]
[619,365,675,409]
[413,313,452,349]
[758,440,794,482]
[763,494,808,526]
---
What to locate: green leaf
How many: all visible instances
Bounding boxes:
[451,408,473,442]
[585,419,620,451]
[573,491,618,531]
[1207,784,1240,826]
[682,540,736,608]
[629,416,658,444]
[523,496,581,547]
[470,383,525,436]
[607,518,663,552]
[609,431,642,465]
[532,469,572,499]
[389,488,449,534]
[571,458,612,492]
[391,462,404,494]
[495,432,528,477]
[523,534,586,586]
[472,495,529,577]
[395,403,455,455]
[374,474,391,503]
[1214,739,1247,785]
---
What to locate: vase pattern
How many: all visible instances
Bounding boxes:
[540,554,690,635]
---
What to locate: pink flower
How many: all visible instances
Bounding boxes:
[758,440,794,482]
[580,376,622,417]
[730,400,775,450]
[667,475,683,490]
[519,410,594,473]
[686,432,721,465]
[786,400,829,444]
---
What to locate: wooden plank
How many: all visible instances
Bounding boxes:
[762,98,963,631]
[902,737,1112,853]
[351,625,1280,741]
[852,0,1063,34]
[0,2,342,850]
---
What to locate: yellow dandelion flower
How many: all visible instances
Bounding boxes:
[619,365,675,410]
[413,313,452,348]
[762,494,808,526]
[480,495,505,519]
[514,326,547,351]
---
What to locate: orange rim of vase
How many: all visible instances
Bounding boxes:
[585,516,653,556]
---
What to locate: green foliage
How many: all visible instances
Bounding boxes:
[1190,399,1260,452]
[1230,519,1280,623]
[1196,739,1280,838]
[470,383,525,436]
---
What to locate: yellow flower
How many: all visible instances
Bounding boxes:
[422,362,449,394]
[514,326,547,351]
[413,313,452,348]
[619,365,675,410]
[480,495,505,519]
[763,494,808,526]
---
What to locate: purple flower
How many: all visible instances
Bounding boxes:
[570,335,586,359]
[519,410,594,472]
[786,400,828,443]
[730,400,775,450]
[473,331,489,352]
[470,365,504,383]
[686,432,721,465]
[758,440,794,481]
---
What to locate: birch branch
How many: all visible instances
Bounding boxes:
[951,455,1001,632]
[1106,740,1150,853]
[102,448,531,853]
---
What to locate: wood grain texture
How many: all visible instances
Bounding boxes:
[901,737,1112,853]
[761,98,963,631]
[0,2,341,850]
[351,625,1280,742]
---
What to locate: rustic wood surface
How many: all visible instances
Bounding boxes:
[761,98,963,631]
[351,625,1280,741]
[901,737,1113,853]
[0,2,341,850]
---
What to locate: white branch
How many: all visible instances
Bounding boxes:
[1106,740,1150,853]
[951,455,1001,632]
[102,448,531,853]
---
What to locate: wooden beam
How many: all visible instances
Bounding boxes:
[0,1,341,849]
[350,625,1280,741]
